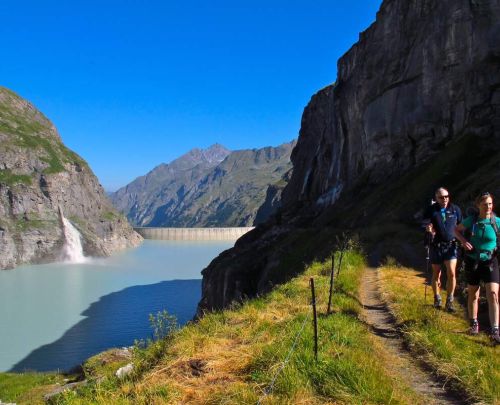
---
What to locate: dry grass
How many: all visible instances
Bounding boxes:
[133,288,310,403]
[380,264,500,404]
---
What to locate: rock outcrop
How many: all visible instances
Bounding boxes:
[111,141,295,227]
[0,87,142,270]
[198,0,500,312]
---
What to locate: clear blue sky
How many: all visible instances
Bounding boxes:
[1,0,382,191]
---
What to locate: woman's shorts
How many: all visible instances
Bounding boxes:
[430,243,458,264]
[464,256,500,285]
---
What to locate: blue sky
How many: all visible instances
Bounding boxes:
[1,0,381,191]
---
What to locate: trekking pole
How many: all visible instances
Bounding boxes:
[327,253,335,315]
[424,245,430,303]
[310,278,318,361]
[424,232,432,304]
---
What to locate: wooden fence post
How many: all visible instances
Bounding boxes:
[310,277,318,361]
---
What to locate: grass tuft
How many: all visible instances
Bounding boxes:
[0,169,32,186]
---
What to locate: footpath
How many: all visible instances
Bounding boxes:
[361,267,467,405]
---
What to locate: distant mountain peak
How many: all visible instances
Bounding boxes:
[201,143,231,164]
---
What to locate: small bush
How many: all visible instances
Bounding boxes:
[149,310,178,341]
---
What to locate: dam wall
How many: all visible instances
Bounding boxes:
[134,227,254,241]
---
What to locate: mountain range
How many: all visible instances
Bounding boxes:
[110,141,296,227]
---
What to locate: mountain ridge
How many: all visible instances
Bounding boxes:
[111,140,296,227]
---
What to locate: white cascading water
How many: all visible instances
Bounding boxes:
[61,216,86,263]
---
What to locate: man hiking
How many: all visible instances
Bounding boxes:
[423,187,462,312]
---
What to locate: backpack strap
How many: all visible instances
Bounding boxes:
[490,213,499,235]
[471,213,479,237]
[490,213,500,254]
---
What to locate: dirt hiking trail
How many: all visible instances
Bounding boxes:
[360,267,470,405]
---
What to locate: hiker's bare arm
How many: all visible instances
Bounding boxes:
[455,224,473,251]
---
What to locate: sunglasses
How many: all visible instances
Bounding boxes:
[437,195,449,200]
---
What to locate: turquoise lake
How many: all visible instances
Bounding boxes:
[0,240,233,372]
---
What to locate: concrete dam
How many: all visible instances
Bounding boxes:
[134,227,254,241]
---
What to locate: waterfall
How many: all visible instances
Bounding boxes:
[61,216,86,263]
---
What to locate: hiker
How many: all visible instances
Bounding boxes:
[455,192,500,343]
[423,187,462,312]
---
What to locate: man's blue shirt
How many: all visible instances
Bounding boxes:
[423,203,462,243]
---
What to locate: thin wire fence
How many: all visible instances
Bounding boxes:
[256,237,351,404]
[256,312,311,405]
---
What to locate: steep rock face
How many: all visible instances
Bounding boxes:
[253,169,292,225]
[0,87,142,270]
[111,141,295,227]
[283,0,500,210]
[199,0,500,312]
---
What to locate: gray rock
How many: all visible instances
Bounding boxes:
[115,362,134,379]
[43,381,87,403]
[0,87,142,270]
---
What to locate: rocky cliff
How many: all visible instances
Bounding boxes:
[283,0,500,211]
[111,141,295,227]
[198,0,500,312]
[0,87,142,270]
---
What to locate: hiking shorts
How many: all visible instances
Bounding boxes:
[464,256,500,285]
[430,243,458,265]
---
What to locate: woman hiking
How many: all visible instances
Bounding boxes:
[455,192,500,344]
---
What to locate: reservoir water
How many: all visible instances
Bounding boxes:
[0,240,233,372]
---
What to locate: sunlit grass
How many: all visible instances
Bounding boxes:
[0,372,66,405]
[379,264,500,403]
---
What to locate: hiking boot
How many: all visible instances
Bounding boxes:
[445,299,455,313]
[490,327,500,345]
[469,320,479,335]
[433,295,442,309]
